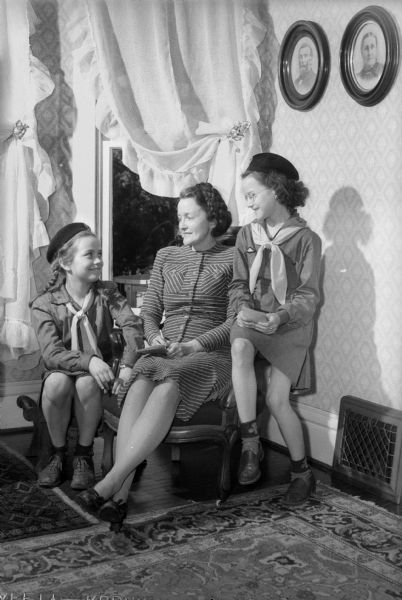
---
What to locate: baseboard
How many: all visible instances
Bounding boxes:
[260,400,339,467]
[0,380,42,430]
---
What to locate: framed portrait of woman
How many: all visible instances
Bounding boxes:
[279,20,330,111]
[340,6,400,106]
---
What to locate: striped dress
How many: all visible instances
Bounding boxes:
[125,243,234,421]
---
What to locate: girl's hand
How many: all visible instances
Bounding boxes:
[253,312,281,335]
[236,308,265,329]
[112,365,132,395]
[166,339,202,358]
[88,357,115,392]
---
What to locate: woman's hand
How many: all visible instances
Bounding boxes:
[112,365,132,395]
[166,339,203,358]
[88,356,115,392]
[151,334,167,346]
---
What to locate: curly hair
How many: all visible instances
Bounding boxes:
[179,182,232,237]
[242,169,309,215]
[45,231,97,290]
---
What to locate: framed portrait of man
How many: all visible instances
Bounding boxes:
[341,6,399,106]
[291,37,319,96]
[279,21,330,111]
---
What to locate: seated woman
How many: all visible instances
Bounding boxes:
[78,182,234,526]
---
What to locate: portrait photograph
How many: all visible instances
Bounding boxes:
[352,21,386,91]
[279,20,330,111]
[291,36,319,95]
[340,6,400,106]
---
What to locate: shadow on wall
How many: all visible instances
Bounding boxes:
[30,0,77,293]
[315,186,390,411]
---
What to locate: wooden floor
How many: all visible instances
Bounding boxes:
[2,429,401,517]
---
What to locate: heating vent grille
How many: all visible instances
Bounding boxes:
[333,396,402,504]
[341,410,397,483]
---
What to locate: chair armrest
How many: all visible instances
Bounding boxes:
[219,388,236,411]
[109,328,125,376]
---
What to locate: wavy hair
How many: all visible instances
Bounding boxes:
[242,169,309,215]
[179,182,232,237]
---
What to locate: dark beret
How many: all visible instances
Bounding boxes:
[46,222,91,263]
[246,152,299,181]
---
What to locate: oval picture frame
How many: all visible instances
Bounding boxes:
[278,20,330,111]
[340,5,400,106]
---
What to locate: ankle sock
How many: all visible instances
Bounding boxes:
[240,419,258,438]
[74,443,94,458]
[240,419,260,455]
[52,445,67,458]
[290,457,309,473]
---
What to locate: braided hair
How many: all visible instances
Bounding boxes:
[179,182,232,236]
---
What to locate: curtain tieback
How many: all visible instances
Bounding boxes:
[66,289,101,357]
[249,223,304,305]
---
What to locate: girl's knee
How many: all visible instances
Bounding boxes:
[75,376,102,402]
[43,373,74,405]
[231,338,254,365]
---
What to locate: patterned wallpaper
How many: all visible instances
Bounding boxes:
[268,0,402,413]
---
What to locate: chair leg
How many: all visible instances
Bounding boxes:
[101,423,116,476]
[16,395,53,472]
[170,445,181,484]
[217,429,239,506]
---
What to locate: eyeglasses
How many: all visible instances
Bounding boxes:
[244,189,268,204]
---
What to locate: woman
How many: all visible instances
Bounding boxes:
[229,153,322,505]
[78,182,234,526]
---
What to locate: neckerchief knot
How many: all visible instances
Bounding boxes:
[249,222,304,304]
[66,289,102,357]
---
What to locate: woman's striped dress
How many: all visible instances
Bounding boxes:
[125,242,234,421]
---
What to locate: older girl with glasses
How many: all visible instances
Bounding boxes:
[229,152,322,506]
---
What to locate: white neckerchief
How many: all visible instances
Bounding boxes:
[66,289,101,357]
[249,222,304,304]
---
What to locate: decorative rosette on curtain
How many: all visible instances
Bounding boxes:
[0,0,55,359]
[67,0,266,224]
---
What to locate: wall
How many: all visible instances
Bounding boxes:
[261,0,402,462]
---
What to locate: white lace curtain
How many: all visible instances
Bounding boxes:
[0,0,55,360]
[70,0,266,224]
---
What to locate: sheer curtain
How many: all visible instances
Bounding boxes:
[69,0,266,224]
[0,0,55,360]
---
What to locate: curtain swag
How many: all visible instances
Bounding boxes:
[68,0,266,224]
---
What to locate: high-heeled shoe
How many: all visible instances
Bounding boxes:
[98,499,128,532]
[76,488,106,512]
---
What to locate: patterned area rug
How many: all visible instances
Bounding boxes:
[0,482,401,599]
[0,442,95,543]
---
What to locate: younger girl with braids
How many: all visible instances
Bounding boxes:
[77,182,234,527]
[31,223,143,490]
[230,153,322,505]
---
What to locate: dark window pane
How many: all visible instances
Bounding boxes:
[112,149,178,276]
